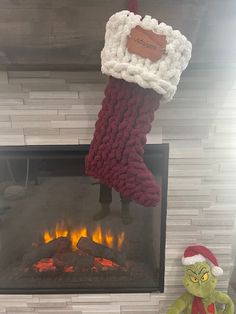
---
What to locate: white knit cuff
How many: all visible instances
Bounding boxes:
[101,10,192,103]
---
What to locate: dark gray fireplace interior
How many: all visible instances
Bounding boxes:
[0,144,168,294]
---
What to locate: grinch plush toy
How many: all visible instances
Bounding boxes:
[167,245,234,314]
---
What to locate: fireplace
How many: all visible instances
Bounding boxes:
[0,144,168,294]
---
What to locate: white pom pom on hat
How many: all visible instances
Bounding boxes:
[182,245,223,277]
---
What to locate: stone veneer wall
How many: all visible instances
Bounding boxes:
[0,69,235,313]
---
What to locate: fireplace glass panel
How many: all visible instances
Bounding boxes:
[0,144,168,293]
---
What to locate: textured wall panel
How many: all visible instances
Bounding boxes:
[0,70,235,313]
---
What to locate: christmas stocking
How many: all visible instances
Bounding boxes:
[86,10,192,207]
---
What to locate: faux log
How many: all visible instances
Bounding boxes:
[77,237,126,266]
[22,237,71,269]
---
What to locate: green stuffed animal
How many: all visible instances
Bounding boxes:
[166,245,234,314]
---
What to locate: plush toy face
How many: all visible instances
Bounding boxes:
[183,262,218,298]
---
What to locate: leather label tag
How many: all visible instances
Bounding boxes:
[126,26,167,62]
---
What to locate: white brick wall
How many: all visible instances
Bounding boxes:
[0,70,235,313]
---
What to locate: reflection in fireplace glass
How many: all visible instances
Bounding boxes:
[0,144,168,293]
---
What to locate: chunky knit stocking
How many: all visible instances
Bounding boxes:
[86,77,161,207]
[85,9,192,207]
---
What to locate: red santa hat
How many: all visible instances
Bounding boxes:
[182,245,223,277]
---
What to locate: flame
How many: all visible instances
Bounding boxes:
[55,222,69,239]
[43,222,68,244]
[118,232,125,250]
[71,228,87,251]
[92,225,103,244]
[42,223,125,251]
[43,231,54,244]
[105,229,113,248]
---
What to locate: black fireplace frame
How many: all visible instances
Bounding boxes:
[0,143,169,294]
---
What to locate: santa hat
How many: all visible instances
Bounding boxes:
[182,245,223,277]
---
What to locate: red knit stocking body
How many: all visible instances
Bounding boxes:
[85,77,161,207]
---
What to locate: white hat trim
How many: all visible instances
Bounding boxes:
[101,10,192,104]
[182,254,224,277]
[182,254,206,265]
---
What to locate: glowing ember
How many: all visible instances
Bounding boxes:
[64,266,74,273]
[33,257,119,274]
[33,258,75,273]
[95,258,119,268]
[33,258,57,272]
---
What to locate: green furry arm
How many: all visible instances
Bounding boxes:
[166,292,191,314]
[214,290,234,314]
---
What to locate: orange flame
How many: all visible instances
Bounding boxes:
[92,225,103,244]
[55,222,69,239]
[105,229,113,248]
[118,232,125,250]
[43,231,54,244]
[42,223,125,251]
[71,228,87,251]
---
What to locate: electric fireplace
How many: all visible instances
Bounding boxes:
[0,144,168,294]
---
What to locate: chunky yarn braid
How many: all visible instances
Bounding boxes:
[86,77,161,207]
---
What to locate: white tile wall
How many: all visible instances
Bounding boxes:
[0,70,235,313]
